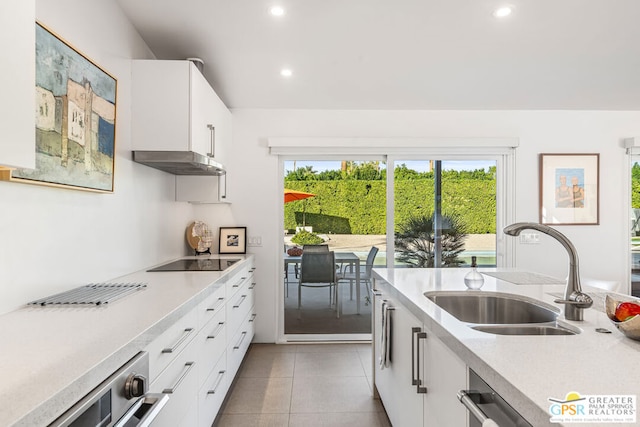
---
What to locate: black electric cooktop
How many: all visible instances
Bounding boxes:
[147,258,240,272]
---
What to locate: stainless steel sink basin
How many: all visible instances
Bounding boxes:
[470,324,579,336]
[424,291,580,336]
[425,291,560,324]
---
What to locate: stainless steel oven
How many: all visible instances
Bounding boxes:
[49,351,168,427]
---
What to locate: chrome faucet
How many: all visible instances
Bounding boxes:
[503,222,593,321]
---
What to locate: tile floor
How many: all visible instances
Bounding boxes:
[214,343,391,427]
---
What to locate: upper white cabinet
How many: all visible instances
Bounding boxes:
[131,60,232,162]
[0,1,35,169]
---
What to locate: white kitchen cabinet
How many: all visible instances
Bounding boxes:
[373,280,468,427]
[0,1,35,169]
[373,289,424,427]
[422,327,468,427]
[142,258,255,427]
[132,60,232,203]
[132,60,231,160]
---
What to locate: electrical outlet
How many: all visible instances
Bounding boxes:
[519,232,540,244]
[247,236,262,247]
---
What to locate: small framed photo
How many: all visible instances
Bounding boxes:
[539,153,599,225]
[219,227,247,254]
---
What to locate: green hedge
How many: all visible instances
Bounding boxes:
[285,179,496,234]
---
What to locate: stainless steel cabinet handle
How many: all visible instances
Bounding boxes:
[249,313,257,322]
[233,331,247,350]
[249,282,257,290]
[411,327,420,386]
[207,371,227,394]
[415,329,428,394]
[232,277,247,288]
[162,361,195,394]
[233,295,247,308]
[161,328,194,353]
[206,297,225,312]
[458,390,494,424]
[207,124,215,157]
[206,322,225,339]
[220,174,227,199]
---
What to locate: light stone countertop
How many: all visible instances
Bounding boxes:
[373,267,640,427]
[0,254,252,427]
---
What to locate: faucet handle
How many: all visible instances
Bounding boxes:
[554,292,593,309]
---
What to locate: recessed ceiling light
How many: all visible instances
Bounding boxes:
[270,6,285,16]
[493,6,513,18]
[280,68,293,77]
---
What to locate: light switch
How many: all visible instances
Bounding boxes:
[519,232,540,244]
[247,236,262,247]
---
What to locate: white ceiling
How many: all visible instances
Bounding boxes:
[117,0,640,110]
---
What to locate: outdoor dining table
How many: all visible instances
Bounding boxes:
[284,251,363,314]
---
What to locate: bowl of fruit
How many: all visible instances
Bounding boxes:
[604,295,640,340]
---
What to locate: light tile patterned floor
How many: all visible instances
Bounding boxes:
[215,343,391,427]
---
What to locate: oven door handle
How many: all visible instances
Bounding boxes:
[113,393,169,427]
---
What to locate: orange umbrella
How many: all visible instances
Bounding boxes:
[284,189,315,203]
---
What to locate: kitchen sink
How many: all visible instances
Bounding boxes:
[424,291,560,324]
[470,324,579,336]
[423,290,580,336]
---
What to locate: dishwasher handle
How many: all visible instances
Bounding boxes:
[458,390,499,426]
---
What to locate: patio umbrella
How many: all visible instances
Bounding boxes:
[284,189,315,203]
[284,189,315,226]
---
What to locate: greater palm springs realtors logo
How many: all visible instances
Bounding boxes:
[549,392,636,423]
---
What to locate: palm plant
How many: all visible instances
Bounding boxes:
[394,213,467,267]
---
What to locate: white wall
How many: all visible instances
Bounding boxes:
[0,0,225,315]
[230,109,640,342]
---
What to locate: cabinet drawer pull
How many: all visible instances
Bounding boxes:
[162,361,195,394]
[415,330,428,394]
[206,322,225,339]
[207,370,227,394]
[161,328,194,353]
[249,282,256,290]
[233,295,247,308]
[249,267,256,272]
[233,331,247,350]
[249,313,257,323]
[232,277,247,288]
[206,297,225,312]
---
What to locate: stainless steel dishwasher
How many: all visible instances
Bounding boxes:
[459,369,532,427]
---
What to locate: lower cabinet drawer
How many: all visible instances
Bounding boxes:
[149,341,198,427]
[227,309,256,377]
[226,278,254,346]
[198,352,229,427]
[196,306,226,388]
[146,309,197,381]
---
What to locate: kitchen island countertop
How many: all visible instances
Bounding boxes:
[373,267,640,427]
[0,254,252,427]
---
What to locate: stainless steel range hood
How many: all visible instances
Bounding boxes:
[132,151,226,176]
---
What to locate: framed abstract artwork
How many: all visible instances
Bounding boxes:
[539,153,599,225]
[219,227,247,254]
[3,22,117,192]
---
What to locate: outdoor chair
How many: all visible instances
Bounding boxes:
[298,251,340,318]
[337,246,379,300]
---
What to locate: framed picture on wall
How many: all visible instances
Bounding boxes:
[1,22,117,192]
[219,227,247,254]
[539,153,599,225]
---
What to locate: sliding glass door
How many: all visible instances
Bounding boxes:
[283,159,386,338]
[392,159,497,268]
